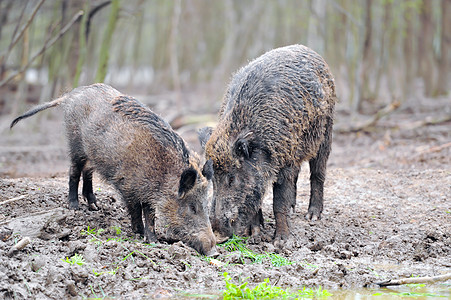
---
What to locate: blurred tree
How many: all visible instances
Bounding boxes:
[95,0,119,82]
[0,0,449,118]
[418,0,435,96]
[435,0,451,96]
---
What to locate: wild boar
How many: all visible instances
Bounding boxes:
[199,44,337,246]
[10,83,217,256]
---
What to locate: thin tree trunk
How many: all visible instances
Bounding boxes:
[73,1,90,87]
[434,0,451,96]
[95,0,120,83]
[307,0,326,55]
[418,0,435,97]
[359,0,373,111]
[403,5,415,98]
[169,0,181,94]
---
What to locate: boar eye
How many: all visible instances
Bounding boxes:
[189,203,197,214]
[228,174,235,186]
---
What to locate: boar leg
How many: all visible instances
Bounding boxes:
[142,202,157,243]
[306,117,332,221]
[273,165,300,247]
[68,161,84,210]
[124,197,145,236]
[82,169,98,211]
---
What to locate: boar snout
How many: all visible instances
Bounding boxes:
[194,227,218,257]
[213,231,230,244]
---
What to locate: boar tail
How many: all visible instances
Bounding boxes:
[10,96,66,129]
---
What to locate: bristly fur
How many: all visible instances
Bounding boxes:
[111,95,190,164]
[203,44,337,244]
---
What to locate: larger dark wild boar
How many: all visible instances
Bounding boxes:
[199,44,337,246]
[10,83,217,256]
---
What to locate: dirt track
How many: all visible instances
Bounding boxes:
[0,93,450,298]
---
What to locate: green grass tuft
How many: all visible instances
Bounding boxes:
[61,253,85,266]
[222,272,332,299]
[220,235,294,267]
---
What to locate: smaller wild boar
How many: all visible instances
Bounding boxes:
[199,44,337,247]
[10,83,217,256]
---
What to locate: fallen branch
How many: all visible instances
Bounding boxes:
[336,100,401,133]
[400,115,451,131]
[375,273,451,287]
[417,142,451,155]
[7,236,31,257]
[0,194,27,206]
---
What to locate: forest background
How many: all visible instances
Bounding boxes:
[0,0,449,124]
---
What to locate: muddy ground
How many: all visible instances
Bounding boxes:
[0,89,450,299]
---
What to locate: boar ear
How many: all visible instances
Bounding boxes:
[234,138,250,160]
[198,127,213,150]
[202,159,213,180]
[178,168,198,198]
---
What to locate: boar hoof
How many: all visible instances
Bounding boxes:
[68,201,79,210]
[305,209,321,221]
[273,232,291,249]
[88,203,99,211]
[144,231,158,244]
[248,234,262,244]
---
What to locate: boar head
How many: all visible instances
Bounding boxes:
[156,163,218,256]
[200,128,270,243]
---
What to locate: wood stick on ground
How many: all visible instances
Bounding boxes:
[336,100,401,133]
[375,273,451,287]
[418,142,451,155]
[400,115,451,131]
[0,194,27,206]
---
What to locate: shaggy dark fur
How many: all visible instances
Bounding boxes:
[199,45,337,246]
[11,84,216,256]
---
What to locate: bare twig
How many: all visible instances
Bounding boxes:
[375,273,451,287]
[415,142,451,156]
[336,100,401,133]
[7,236,31,257]
[0,194,27,206]
[7,0,45,56]
[400,115,451,131]
[0,10,84,88]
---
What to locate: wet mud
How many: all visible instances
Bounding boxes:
[0,94,450,298]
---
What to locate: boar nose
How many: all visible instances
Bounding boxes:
[214,231,230,244]
[198,227,218,256]
[205,245,219,258]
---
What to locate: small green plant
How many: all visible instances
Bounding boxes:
[267,253,295,267]
[220,235,294,267]
[406,283,426,290]
[111,225,122,235]
[92,266,120,277]
[81,226,105,236]
[62,253,85,266]
[372,291,445,298]
[81,226,105,246]
[223,272,331,299]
